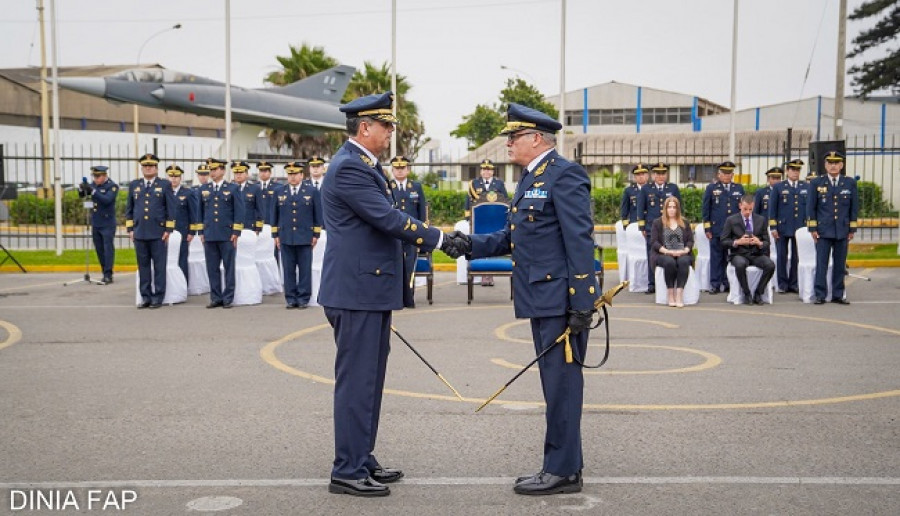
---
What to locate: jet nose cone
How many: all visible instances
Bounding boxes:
[150,87,165,100]
[56,77,107,97]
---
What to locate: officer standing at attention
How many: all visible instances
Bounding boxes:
[465,158,508,217]
[194,163,210,188]
[702,161,745,294]
[308,156,327,191]
[619,163,648,227]
[807,151,858,305]
[78,165,119,284]
[390,155,428,307]
[769,159,810,294]
[256,161,280,225]
[637,163,681,294]
[272,161,321,309]
[754,166,782,217]
[231,161,264,234]
[125,153,176,308]
[320,91,457,497]
[165,164,198,281]
[197,158,245,309]
[447,103,598,496]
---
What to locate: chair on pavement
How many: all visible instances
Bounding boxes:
[624,222,648,292]
[466,201,512,304]
[654,265,701,305]
[415,252,434,305]
[725,263,775,305]
[230,229,262,306]
[134,229,187,306]
[309,229,327,307]
[615,220,629,284]
[693,223,712,292]
[795,227,835,303]
[256,224,283,296]
[187,234,210,296]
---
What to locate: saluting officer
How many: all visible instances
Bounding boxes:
[78,165,119,284]
[231,161,264,234]
[637,163,681,294]
[754,167,782,217]
[390,155,428,307]
[197,158,246,309]
[125,153,176,308]
[769,159,810,293]
[807,151,858,305]
[464,158,508,217]
[619,163,649,227]
[166,164,199,281]
[272,162,322,309]
[702,161,745,294]
[256,161,280,226]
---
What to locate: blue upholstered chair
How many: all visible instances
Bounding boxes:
[467,201,512,304]
[415,252,434,304]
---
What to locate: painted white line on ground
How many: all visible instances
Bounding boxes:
[2,476,899,489]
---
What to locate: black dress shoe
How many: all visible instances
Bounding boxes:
[370,467,404,484]
[206,301,223,309]
[222,303,233,309]
[787,287,799,294]
[285,303,298,310]
[513,471,582,496]
[753,293,764,305]
[515,471,543,484]
[297,304,308,310]
[149,303,162,309]
[646,286,655,294]
[708,289,718,295]
[832,298,850,305]
[137,301,151,309]
[814,298,826,305]
[102,276,113,284]
[328,476,389,497]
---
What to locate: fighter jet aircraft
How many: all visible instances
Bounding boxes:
[57,65,355,135]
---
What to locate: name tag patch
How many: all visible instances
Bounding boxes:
[524,189,548,199]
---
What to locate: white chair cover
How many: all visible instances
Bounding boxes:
[615,220,629,283]
[768,228,778,265]
[796,227,834,303]
[256,225,283,296]
[693,223,712,292]
[455,219,473,285]
[624,223,648,292]
[310,230,327,307]
[231,229,262,306]
[134,230,187,305]
[187,235,209,296]
[654,266,701,305]
[726,263,775,305]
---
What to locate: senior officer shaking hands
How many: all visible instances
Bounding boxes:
[446,104,599,496]
[319,92,460,497]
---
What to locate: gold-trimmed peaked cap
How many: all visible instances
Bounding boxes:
[90,165,109,175]
[390,155,410,167]
[340,91,398,124]
[765,166,783,178]
[231,161,250,173]
[479,158,495,170]
[195,163,210,175]
[284,161,303,175]
[308,156,325,166]
[631,163,649,174]
[651,162,669,173]
[138,153,159,166]
[786,158,804,170]
[205,157,227,170]
[256,161,273,171]
[165,164,184,177]
[718,161,737,172]
[499,103,562,135]
[824,150,845,162]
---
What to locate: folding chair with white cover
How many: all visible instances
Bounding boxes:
[768,228,778,269]
[310,230,327,307]
[454,220,470,285]
[256,224,283,296]
[615,220,629,283]
[187,235,209,296]
[795,227,834,303]
[693,223,712,292]
[725,263,775,305]
[624,222,648,292]
[230,229,262,306]
[654,266,701,305]
[134,230,187,306]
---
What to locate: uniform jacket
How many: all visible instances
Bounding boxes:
[720,212,770,258]
[235,182,264,231]
[88,178,119,229]
[753,186,773,217]
[469,150,599,319]
[465,177,509,213]
[619,183,643,226]
[768,180,810,236]
[637,182,682,230]
[702,182,745,236]
[256,180,282,226]
[391,179,427,222]
[319,140,441,311]
[648,217,695,271]
[807,175,859,239]
[197,181,246,241]
[169,186,199,237]
[125,177,176,239]
[271,182,322,246]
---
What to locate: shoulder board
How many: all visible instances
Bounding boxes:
[360,154,374,167]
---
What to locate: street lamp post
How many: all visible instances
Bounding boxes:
[500,65,537,85]
[133,23,181,177]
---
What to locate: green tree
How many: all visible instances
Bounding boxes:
[499,78,559,119]
[848,0,900,97]
[450,104,505,150]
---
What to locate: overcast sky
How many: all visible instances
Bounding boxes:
[1,0,879,156]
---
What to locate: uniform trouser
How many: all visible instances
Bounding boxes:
[281,243,312,305]
[709,233,729,291]
[730,254,776,297]
[92,226,116,277]
[775,235,799,291]
[402,243,417,306]
[204,240,236,304]
[657,254,692,289]
[178,235,190,283]
[325,308,391,480]
[134,237,166,304]
[531,315,588,476]
[815,236,848,301]
[644,235,655,289]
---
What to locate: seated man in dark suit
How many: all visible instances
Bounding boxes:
[720,194,775,305]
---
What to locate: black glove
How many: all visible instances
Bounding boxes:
[447,230,472,255]
[440,231,472,259]
[78,182,93,197]
[567,309,595,335]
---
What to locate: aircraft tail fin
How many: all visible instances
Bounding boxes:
[271,65,355,103]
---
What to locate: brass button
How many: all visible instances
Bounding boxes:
[512,207,518,213]
[416,238,423,244]
[411,224,418,231]
[510,243,515,249]
[589,286,595,294]
[375,269,381,275]
[546,274,552,280]
[569,287,575,295]
[143,216,148,220]
[511,224,516,230]
[512,260,516,267]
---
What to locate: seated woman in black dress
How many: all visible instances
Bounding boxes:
[650,196,694,307]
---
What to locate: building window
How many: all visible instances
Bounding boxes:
[568,106,693,126]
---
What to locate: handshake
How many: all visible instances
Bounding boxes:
[440,231,472,259]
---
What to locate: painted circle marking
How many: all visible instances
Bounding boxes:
[0,320,24,351]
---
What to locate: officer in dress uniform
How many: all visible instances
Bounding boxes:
[754,166,782,217]
[193,163,210,188]
[464,158,509,216]
[78,165,119,284]
[320,91,456,498]
[256,161,280,226]
[807,151,858,305]
[197,158,246,309]
[272,161,321,309]
[450,103,598,496]
[619,163,649,227]
[125,154,176,308]
[308,156,327,191]
[637,163,681,294]
[166,164,199,282]
[702,161,745,294]
[231,161,264,234]
[390,155,428,307]
[769,159,810,293]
